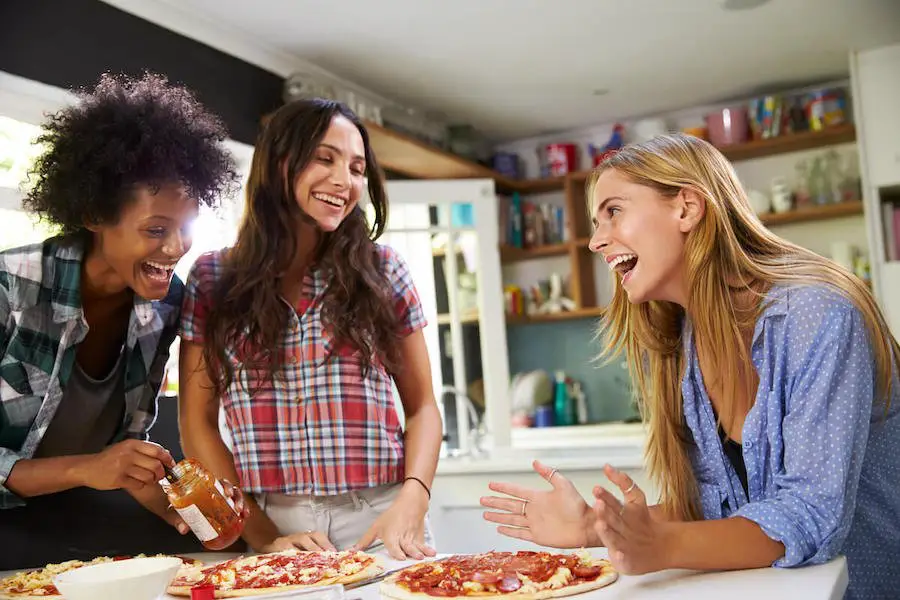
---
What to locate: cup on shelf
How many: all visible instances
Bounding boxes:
[770,177,793,213]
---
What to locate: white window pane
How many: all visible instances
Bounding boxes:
[0,208,59,251]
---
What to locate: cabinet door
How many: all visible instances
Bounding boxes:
[855,44,900,188]
[430,469,656,553]
[378,179,511,456]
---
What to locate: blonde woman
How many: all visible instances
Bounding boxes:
[480,134,899,600]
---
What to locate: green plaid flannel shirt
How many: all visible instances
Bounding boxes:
[0,236,182,508]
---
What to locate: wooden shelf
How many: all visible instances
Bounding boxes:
[759,200,864,226]
[717,124,856,162]
[500,242,571,263]
[364,120,567,194]
[436,306,606,326]
[506,176,566,194]
[505,306,604,325]
[560,126,856,184]
[365,121,500,181]
[436,311,479,325]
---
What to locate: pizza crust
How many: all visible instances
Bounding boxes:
[379,557,617,600]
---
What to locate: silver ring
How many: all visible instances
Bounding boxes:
[521,500,528,517]
[624,481,636,494]
[305,529,313,534]
[548,469,558,482]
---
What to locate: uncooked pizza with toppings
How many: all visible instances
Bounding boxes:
[0,554,202,599]
[379,551,617,599]
[166,549,383,597]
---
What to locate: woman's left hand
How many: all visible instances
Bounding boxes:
[592,464,672,575]
[351,484,437,560]
[163,477,250,534]
[220,478,251,521]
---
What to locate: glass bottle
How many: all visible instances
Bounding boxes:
[159,458,245,550]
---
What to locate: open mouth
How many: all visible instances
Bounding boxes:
[141,260,175,284]
[312,192,347,209]
[608,254,638,282]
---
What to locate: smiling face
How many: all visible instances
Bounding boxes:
[293,115,366,232]
[87,183,198,300]
[588,169,704,306]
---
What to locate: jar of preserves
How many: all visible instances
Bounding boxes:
[159,458,244,550]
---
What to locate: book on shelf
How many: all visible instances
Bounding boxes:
[498,192,567,249]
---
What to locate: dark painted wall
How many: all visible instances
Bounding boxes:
[0,0,283,145]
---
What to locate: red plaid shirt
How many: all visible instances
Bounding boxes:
[180,245,426,496]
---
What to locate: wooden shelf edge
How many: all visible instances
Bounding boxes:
[436,307,606,326]
[364,121,574,194]
[505,307,605,325]
[500,239,596,262]
[718,124,856,162]
[436,312,479,325]
[504,176,567,194]
[365,120,501,181]
[500,242,571,262]
[759,200,863,226]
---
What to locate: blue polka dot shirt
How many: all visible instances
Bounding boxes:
[682,284,900,600]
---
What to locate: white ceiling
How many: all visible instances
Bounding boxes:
[102,0,900,142]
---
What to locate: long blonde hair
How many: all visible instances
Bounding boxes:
[590,133,898,521]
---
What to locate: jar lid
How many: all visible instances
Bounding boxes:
[191,584,215,600]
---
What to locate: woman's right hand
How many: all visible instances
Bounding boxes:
[480,460,602,549]
[260,530,337,553]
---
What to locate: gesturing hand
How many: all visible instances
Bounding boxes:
[480,460,601,549]
[592,464,670,575]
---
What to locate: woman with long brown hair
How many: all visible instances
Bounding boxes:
[481,134,900,599]
[178,99,443,560]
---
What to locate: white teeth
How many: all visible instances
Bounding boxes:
[144,261,175,272]
[143,260,175,283]
[607,254,638,271]
[313,193,346,207]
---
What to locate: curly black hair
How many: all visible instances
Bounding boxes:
[23,72,238,235]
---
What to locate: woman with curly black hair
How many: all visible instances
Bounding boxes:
[0,72,248,568]
[179,99,443,560]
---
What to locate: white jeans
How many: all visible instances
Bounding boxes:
[256,482,436,553]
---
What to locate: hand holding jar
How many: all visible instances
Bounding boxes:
[159,458,249,550]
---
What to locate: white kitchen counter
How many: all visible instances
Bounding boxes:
[0,549,846,600]
[151,549,847,600]
[436,423,647,475]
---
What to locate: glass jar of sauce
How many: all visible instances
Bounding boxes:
[159,458,244,550]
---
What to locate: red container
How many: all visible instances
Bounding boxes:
[705,107,749,147]
[545,143,578,176]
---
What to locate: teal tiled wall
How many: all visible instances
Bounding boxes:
[505,319,639,423]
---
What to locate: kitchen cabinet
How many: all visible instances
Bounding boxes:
[853,44,900,188]
[429,440,654,554]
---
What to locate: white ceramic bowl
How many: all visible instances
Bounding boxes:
[52,556,183,600]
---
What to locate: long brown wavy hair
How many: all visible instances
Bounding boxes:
[202,98,401,396]
[590,133,899,521]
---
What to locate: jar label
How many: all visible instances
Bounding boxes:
[214,480,238,513]
[175,504,218,541]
